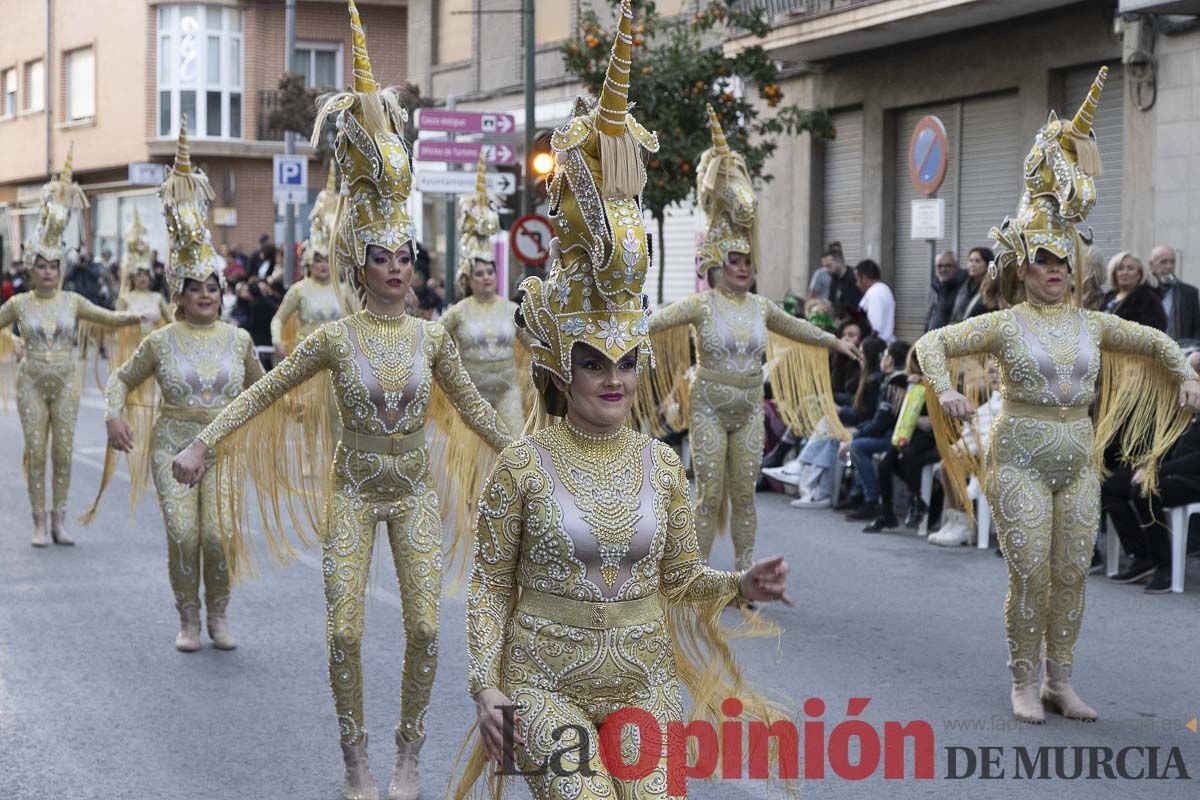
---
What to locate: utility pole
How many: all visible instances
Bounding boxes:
[444,96,457,305]
[283,0,297,287]
[522,0,535,216]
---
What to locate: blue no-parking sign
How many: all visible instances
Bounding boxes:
[272,154,308,204]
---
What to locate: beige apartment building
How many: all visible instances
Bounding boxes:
[0,0,407,273]
[734,0,1200,341]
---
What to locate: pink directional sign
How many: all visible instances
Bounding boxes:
[415,108,517,135]
[414,140,516,165]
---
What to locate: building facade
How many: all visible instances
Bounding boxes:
[736,0,1200,341]
[0,0,407,274]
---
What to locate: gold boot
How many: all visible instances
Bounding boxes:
[386,734,422,800]
[30,512,49,548]
[1009,663,1045,724]
[206,599,237,650]
[1041,659,1098,721]
[340,734,380,800]
[175,606,201,652]
[50,511,75,545]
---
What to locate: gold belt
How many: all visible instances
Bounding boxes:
[516,588,663,630]
[159,404,221,423]
[1001,400,1090,422]
[340,428,426,455]
[696,365,763,390]
[23,350,74,363]
[461,356,515,370]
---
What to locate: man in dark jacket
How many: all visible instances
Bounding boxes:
[1102,352,1200,593]
[1151,244,1200,342]
[924,251,966,332]
[825,249,863,316]
[63,247,111,308]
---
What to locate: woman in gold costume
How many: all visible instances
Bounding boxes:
[271,165,345,359]
[439,153,531,438]
[456,8,793,797]
[0,148,145,547]
[102,121,264,653]
[646,105,860,569]
[916,68,1200,724]
[172,4,512,798]
[115,207,174,333]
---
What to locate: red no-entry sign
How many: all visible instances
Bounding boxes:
[909,116,949,197]
[510,214,554,267]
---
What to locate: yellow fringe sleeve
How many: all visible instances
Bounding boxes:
[1094,349,1195,496]
[923,356,992,523]
[281,313,301,356]
[766,331,850,442]
[632,324,694,438]
[0,330,15,413]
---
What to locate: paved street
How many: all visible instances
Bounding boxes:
[2,385,1199,800]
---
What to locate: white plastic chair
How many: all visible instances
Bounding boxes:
[1167,503,1199,593]
[917,463,936,537]
[976,493,992,550]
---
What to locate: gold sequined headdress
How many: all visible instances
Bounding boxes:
[456,151,499,292]
[695,104,757,279]
[159,117,224,300]
[23,143,89,267]
[311,0,414,306]
[517,0,659,401]
[301,165,338,271]
[990,66,1107,305]
[119,207,154,291]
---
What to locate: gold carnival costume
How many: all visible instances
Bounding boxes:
[646,105,845,569]
[0,147,141,546]
[189,4,512,798]
[440,153,533,438]
[915,68,1199,722]
[99,121,263,650]
[456,6,790,797]
[115,208,174,334]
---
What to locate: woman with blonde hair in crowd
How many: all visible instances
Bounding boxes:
[1103,251,1166,329]
[1079,247,1106,311]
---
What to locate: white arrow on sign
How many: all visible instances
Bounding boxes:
[492,115,515,134]
[415,170,517,196]
[482,143,514,164]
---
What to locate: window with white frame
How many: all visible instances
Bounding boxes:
[157,4,243,138]
[294,42,342,90]
[2,69,14,118]
[66,47,95,121]
[25,60,44,112]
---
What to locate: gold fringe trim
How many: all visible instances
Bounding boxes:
[281,313,301,356]
[597,128,644,201]
[766,332,850,441]
[1094,349,1194,496]
[922,355,992,523]
[513,339,539,436]
[632,324,694,438]
[1072,134,1103,179]
[0,331,16,413]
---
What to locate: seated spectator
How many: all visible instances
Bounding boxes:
[861,349,941,531]
[1102,251,1166,331]
[831,340,910,517]
[220,243,246,282]
[803,297,835,333]
[928,357,1003,546]
[1101,351,1200,593]
[925,251,966,332]
[856,259,895,343]
[952,247,994,321]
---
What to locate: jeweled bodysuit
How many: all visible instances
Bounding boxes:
[0,290,140,514]
[106,320,263,619]
[197,310,511,746]
[649,288,836,567]
[467,421,744,799]
[439,294,529,437]
[270,277,343,345]
[117,289,174,335]
[916,303,1197,668]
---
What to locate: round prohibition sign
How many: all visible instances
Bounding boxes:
[908,115,949,197]
[510,213,555,267]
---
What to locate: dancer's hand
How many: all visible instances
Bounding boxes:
[172,440,209,486]
[741,555,793,606]
[1180,380,1200,412]
[474,687,525,765]
[138,311,155,323]
[833,338,862,364]
[937,389,972,421]
[275,343,288,360]
[12,340,24,361]
[106,418,134,452]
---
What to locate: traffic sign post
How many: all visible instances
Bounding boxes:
[414,109,516,135]
[907,115,949,282]
[510,213,554,268]
[272,154,308,205]
[414,140,516,165]
[415,170,517,196]
[128,162,166,186]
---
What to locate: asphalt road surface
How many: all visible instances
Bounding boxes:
[2,385,1198,799]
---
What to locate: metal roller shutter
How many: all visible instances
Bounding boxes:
[822,109,864,265]
[958,93,1022,259]
[646,202,702,307]
[1064,65,1124,262]
[894,103,959,342]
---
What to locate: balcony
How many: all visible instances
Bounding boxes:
[729,0,1082,63]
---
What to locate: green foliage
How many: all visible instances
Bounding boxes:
[560,0,834,223]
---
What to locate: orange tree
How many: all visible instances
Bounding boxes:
[562,1,834,302]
